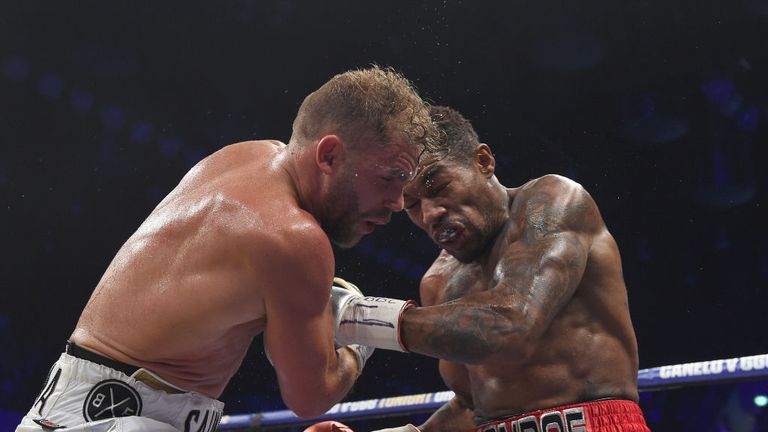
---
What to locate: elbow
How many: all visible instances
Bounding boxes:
[291,405,329,420]
[486,311,540,364]
[459,326,536,365]
[432,306,542,365]
[278,376,337,419]
[282,393,333,419]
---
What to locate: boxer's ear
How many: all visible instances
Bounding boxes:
[316,135,343,175]
[475,144,495,177]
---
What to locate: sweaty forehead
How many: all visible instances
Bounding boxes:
[374,140,419,176]
[419,163,450,183]
[405,160,451,195]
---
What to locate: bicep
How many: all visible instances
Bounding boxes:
[264,288,335,384]
[493,231,589,332]
[496,176,598,326]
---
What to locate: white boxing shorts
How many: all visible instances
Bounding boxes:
[16,344,224,432]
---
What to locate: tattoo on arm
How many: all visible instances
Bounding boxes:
[403,179,595,363]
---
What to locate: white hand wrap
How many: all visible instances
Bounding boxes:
[371,425,421,432]
[330,278,415,352]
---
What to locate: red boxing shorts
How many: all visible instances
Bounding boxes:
[472,399,650,432]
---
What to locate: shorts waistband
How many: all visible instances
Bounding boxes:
[473,399,649,432]
[66,341,139,376]
[65,341,185,394]
[27,352,225,431]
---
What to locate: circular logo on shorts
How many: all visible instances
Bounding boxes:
[83,379,142,421]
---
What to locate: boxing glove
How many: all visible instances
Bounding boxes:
[330,277,416,352]
[330,278,375,372]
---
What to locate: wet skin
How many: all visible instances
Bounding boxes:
[70,137,418,417]
[401,149,639,428]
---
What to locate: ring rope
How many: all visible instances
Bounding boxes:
[218,353,768,430]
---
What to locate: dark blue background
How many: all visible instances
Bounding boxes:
[1,1,767,430]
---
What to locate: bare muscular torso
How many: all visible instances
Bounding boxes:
[420,179,639,420]
[70,140,313,398]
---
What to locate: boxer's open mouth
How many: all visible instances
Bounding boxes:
[434,223,463,244]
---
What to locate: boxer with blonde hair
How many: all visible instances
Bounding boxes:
[16,66,437,432]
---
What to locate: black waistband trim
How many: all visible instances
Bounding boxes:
[65,341,140,377]
[473,397,626,424]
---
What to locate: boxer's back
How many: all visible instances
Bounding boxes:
[70,140,301,397]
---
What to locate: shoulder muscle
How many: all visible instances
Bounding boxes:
[250,215,335,314]
[420,251,456,306]
[516,174,603,239]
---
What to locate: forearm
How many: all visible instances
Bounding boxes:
[274,344,363,418]
[400,301,526,364]
[329,346,364,402]
[419,396,476,432]
[330,276,520,363]
[332,288,528,363]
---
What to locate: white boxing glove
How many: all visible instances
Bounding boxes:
[370,425,421,432]
[330,278,376,373]
[330,277,416,352]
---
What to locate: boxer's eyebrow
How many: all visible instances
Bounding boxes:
[420,165,446,185]
[388,168,410,181]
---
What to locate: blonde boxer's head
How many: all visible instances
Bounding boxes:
[291,66,438,248]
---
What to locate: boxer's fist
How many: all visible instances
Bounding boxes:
[303,420,355,432]
[330,277,416,352]
[330,278,375,373]
[330,277,364,325]
[332,277,363,296]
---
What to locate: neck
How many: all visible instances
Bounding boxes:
[474,177,513,265]
[277,139,322,217]
[489,175,512,223]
